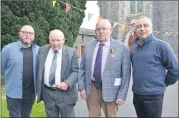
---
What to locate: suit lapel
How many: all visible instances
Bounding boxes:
[42,45,50,69]
[88,40,97,75]
[61,46,68,80]
[103,38,116,72]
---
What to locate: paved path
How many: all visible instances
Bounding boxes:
[74,80,178,117]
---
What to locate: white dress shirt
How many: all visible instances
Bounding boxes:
[91,38,110,81]
[44,48,62,87]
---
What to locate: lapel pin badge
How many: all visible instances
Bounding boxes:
[111,48,115,57]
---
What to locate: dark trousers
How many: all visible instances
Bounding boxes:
[133,93,164,118]
[6,95,35,117]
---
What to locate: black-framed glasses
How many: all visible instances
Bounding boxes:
[20,31,35,35]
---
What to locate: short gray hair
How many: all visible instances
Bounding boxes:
[49,29,65,40]
[96,18,112,29]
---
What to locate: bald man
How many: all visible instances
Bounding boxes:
[78,19,131,117]
[1,25,39,117]
[36,29,79,117]
[131,16,178,118]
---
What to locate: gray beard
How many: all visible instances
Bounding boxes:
[20,40,32,48]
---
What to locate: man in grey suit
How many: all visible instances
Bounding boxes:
[36,29,79,117]
[78,19,131,117]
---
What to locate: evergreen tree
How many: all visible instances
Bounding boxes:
[1,0,86,48]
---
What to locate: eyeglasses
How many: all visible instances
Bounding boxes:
[20,31,34,36]
[50,39,62,43]
[96,27,110,32]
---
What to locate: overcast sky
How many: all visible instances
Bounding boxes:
[80,1,99,30]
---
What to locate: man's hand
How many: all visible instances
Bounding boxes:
[56,82,69,90]
[116,98,124,105]
[80,90,87,100]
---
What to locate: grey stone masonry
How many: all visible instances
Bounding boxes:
[98,1,178,56]
[152,1,178,56]
[98,1,120,39]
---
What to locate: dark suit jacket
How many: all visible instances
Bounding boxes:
[36,45,79,104]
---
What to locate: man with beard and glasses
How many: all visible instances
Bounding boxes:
[1,25,39,117]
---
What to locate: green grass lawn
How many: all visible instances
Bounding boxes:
[1,88,46,117]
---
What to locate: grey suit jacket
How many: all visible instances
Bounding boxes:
[36,45,79,104]
[78,38,131,102]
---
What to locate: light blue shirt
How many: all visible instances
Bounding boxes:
[1,41,39,98]
[91,38,110,81]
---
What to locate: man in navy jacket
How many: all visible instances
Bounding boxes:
[131,16,178,118]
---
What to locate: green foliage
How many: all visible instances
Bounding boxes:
[1,99,46,117]
[1,0,86,48]
[1,99,9,117]
[1,75,5,86]
[1,88,46,117]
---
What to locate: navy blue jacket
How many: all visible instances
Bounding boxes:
[131,33,178,95]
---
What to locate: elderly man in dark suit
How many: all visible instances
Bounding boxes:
[36,29,79,117]
[78,19,131,117]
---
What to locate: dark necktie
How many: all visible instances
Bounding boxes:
[49,51,58,86]
[93,43,104,88]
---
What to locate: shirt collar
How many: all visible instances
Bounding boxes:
[49,48,62,54]
[134,33,154,45]
[17,41,23,50]
[17,40,35,51]
[96,37,111,47]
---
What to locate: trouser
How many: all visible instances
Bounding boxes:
[6,95,35,118]
[86,83,118,117]
[133,93,164,118]
[43,85,75,117]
